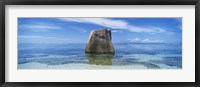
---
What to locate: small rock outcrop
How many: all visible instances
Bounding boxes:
[85,28,115,53]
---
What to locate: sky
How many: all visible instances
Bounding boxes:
[18,18,182,44]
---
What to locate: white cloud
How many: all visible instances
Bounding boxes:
[69,26,87,33]
[19,23,62,31]
[58,18,166,33]
[18,36,61,40]
[127,26,165,33]
[112,30,118,33]
[18,36,70,43]
[58,18,128,29]
[128,38,164,43]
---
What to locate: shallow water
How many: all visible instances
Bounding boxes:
[18,43,182,69]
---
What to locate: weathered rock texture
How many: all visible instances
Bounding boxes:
[85,28,115,53]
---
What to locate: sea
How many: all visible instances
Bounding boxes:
[18,43,182,69]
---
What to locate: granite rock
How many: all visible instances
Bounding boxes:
[85,28,115,53]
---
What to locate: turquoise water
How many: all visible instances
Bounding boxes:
[18,43,182,69]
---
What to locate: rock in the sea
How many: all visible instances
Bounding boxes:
[85,28,115,53]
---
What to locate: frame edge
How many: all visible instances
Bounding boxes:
[195,1,200,85]
[0,0,5,86]
[1,0,200,87]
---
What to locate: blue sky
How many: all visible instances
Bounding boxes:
[18,18,182,44]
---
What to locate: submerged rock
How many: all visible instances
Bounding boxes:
[86,53,114,65]
[85,28,115,53]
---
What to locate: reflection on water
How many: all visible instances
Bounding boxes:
[86,53,114,65]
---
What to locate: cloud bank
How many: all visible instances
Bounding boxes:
[19,23,62,31]
[127,38,164,43]
[18,36,70,43]
[58,18,165,33]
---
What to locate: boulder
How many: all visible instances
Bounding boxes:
[85,28,115,53]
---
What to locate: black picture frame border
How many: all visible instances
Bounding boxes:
[0,0,199,87]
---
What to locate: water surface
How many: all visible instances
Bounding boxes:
[18,43,182,69]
